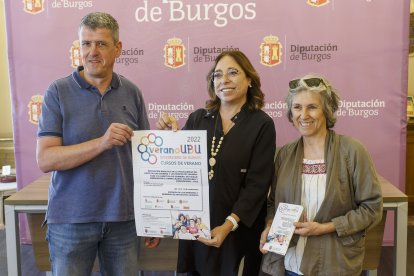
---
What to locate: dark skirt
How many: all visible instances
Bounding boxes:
[177,211,265,276]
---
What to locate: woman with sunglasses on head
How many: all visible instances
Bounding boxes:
[259,74,382,276]
[154,50,276,275]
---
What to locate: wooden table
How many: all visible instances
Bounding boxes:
[5,175,178,276]
[5,175,408,276]
[5,176,48,276]
[378,176,408,276]
[0,181,17,230]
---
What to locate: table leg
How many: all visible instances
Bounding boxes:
[394,202,407,276]
[0,192,4,230]
[5,205,21,276]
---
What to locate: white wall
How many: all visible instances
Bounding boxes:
[409,0,414,96]
[0,0,12,138]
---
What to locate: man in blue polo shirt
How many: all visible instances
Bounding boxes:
[36,12,149,275]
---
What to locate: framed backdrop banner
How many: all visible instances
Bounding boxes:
[5,0,410,244]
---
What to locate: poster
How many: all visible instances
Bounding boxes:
[132,130,210,240]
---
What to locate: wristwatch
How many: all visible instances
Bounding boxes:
[226,216,239,231]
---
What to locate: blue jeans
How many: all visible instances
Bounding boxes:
[46,220,139,276]
[285,270,300,276]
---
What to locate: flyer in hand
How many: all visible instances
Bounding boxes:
[132,130,211,240]
[262,202,303,255]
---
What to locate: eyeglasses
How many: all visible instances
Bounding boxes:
[289,78,327,90]
[211,68,241,83]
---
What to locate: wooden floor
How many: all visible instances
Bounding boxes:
[1,217,414,276]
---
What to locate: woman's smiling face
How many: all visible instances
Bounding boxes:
[291,90,327,138]
[212,55,251,107]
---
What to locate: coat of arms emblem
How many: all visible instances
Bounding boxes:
[70,40,81,68]
[28,95,43,125]
[260,36,282,67]
[164,38,185,69]
[23,0,44,15]
[307,0,330,7]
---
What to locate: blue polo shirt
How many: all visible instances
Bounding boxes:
[38,67,149,223]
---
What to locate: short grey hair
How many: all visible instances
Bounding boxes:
[79,12,119,43]
[286,74,340,129]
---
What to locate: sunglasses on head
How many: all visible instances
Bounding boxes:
[289,78,327,90]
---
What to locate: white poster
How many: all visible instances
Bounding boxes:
[132,130,210,240]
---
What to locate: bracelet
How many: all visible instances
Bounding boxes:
[226,216,239,231]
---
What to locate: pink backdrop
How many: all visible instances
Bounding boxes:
[5,0,410,244]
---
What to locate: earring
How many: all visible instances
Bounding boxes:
[248,83,252,88]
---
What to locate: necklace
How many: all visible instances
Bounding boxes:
[208,115,224,180]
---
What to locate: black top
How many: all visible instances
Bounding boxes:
[178,106,276,275]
